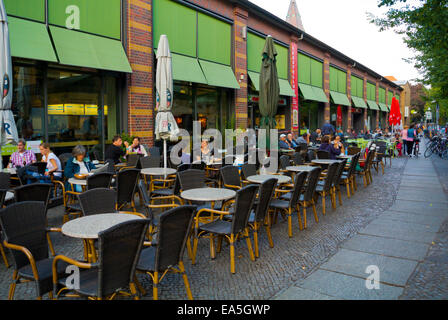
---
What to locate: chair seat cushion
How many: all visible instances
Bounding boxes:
[280,193,292,201]
[58,268,101,298]
[137,246,156,272]
[20,258,69,296]
[269,199,289,210]
[66,203,81,212]
[199,220,232,235]
[150,188,174,197]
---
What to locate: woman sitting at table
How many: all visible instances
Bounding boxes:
[318,135,341,160]
[40,142,63,180]
[64,145,96,191]
[195,139,212,162]
[126,136,148,156]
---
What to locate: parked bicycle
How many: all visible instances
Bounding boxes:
[424,135,448,159]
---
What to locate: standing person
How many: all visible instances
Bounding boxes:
[105,135,128,164]
[39,142,62,179]
[126,137,148,156]
[401,126,409,156]
[8,139,36,168]
[321,121,336,137]
[406,124,416,157]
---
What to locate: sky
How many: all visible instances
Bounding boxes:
[249,0,421,82]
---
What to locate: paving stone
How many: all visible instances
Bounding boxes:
[396,189,448,204]
[370,216,442,233]
[319,248,418,286]
[388,200,448,217]
[274,286,340,300]
[359,222,436,244]
[298,269,403,300]
[341,234,430,261]
[380,210,446,227]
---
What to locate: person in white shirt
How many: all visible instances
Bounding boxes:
[39,142,62,178]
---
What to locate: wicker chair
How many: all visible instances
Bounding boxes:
[177,163,191,172]
[315,162,339,215]
[269,172,308,237]
[116,169,140,211]
[292,152,304,166]
[241,163,257,185]
[0,172,11,189]
[139,155,160,169]
[53,219,149,300]
[357,150,375,187]
[177,169,206,192]
[372,145,387,175]
[298,167,321,229]
[78,188,118,216]
[136,205,196,300]
[341,153,360,197]
[14,183,51,215]
[279,155,291,173]
[63,173,114,223]
[0,202,66,300]
[306,150,316,162]
[316,150,330,160]
[191,185,258,273]
[0,189,8,267]
[332,159,348,207]
[220,166,242,190]
[248,178,277,257]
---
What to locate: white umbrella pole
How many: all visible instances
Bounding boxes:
[164,139,167,179]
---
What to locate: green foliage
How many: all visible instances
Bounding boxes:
[423,86,448,125]
[371,0,448,97]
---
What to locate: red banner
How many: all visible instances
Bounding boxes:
[290,42,299,131]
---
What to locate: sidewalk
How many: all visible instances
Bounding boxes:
[274,155,448,300]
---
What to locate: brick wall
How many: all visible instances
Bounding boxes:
[323,53,331,122]
[125,0,154,146]
[346,65,352,129]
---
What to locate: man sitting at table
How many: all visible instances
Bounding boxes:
[7,139,36,168]
[105,135,128,164]
[309,129,321,144]
[296,133,309,145]
[287,133,299,148]
[318,135,341,160]
[279,134,293,150]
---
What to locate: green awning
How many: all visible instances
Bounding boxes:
[249,72,295,97]
[367,100,380,111]
[49,26,132,73]
[8,17,58,62]
[279,79,295,97]
[330,91,351,107]
[351,96,367,109]
[298,83,328,103]
[172,53,208,84]
[198,60,240,89]
[248,71,260,91]
[378,103,389,112]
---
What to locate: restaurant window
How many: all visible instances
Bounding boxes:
[47,69,101,154]
[173,81,194,134]
[12,64,45,141]
[299,100,320,133]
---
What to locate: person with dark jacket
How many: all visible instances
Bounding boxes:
[64,145,96,191]
[321,121,336,137]
[318,135,341,160]
[105,135,128,164]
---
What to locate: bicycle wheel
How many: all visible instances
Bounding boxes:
[424,146,433,158]
[414,144,420,157]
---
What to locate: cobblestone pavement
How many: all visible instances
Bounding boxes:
[0,157,407,300]
[399,156,448,300]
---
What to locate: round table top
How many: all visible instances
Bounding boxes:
[62,213,143,239]
[181,187,236,202]
[5,191,14,202]
[337,155,354,159]
[68,173,94,186]
[286,166,316,172]
[141,167,176,176]
[247,174,291,185]
[311,159,342,165]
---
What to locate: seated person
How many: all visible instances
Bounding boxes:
[296,133,309,145]
[279,134,293,150]
[126,136,148,156]
[8,139,36,168]
[318,135,341,160]
[105,135,128,164]
[38,142,62,182]
[332,135,345,155]
[64,145,96,192]
[287,133,298,148]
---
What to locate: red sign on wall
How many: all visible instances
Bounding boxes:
[290,42,299,130]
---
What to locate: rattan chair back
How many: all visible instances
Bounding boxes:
[0,202,48,270]
[78,188,117,216]
[289,171,308,207]
[154,205,196,271]
[316,150,330,160]
[87,172,113,190]
[241,163,257,181]
[293,152,304,165]
[139,155,160,169]
[333,159,348,187]
[253,178,277,223]
[191,161,206,171]
[220,166,241,188]
[321,162,339,192]
[177,169,205,191]
[279,155,290,170]
[116,169,140,208]
[0,172,10,190]
[231,185,259,235]
[307,150,316,162]
[126,154,142,167]
[302,167,321,202]
[97,218,149,298]
[14,183,51,212]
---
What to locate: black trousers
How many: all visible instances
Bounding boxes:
[406,140,414,155]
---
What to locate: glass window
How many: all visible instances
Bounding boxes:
[104,76,118,143]
[47,69,101,154]
[12,64,45,141]
[299,99,319,132]
[173,81,194,134]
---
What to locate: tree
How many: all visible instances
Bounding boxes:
[371,0,448,98]
[424,86,448,125]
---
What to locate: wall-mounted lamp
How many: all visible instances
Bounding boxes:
[241,26,247,40]
[239,73,245,82]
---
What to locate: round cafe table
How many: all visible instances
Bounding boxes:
[286,166,316,173]
[246,174,291,185]
[311,159,342,165]
[181,187,236,204]
[62,213,143,262]
[140,167,177,176]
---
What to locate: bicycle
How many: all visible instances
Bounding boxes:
[413,138,420,157]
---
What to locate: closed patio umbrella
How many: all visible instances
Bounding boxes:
[259,35,280,150]
[155,35,179,175]
[0,1,19,169]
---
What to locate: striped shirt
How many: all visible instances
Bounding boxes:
[9,150,36,168]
